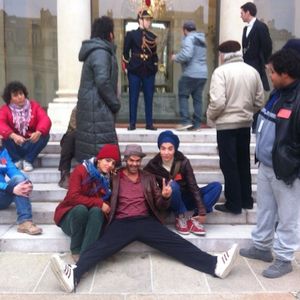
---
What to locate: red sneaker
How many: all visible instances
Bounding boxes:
[175,216,189,235]
[187,217,206,236]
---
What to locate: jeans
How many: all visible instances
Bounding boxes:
[59,205,104,254]
[217,128,252,213]
[3,134,50,163]
[178,76,206,128]
[170,181,222,215]
[0,175,32,224]
[128,72,155,127]
[74,216,217,282]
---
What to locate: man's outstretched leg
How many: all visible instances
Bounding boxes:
[50,218,139,292]
[138,217,239,278]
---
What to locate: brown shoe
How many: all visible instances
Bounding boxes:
[17,221,43,235]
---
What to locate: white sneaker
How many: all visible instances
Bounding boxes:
[176,124,193,131]
[215,243,239,278]
[23,161,33,172]
[50,254,76,293]
[14,160,23,169]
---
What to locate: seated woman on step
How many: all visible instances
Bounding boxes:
[54,144,120,263]
[144,130,222,236]
[0,135,42,235]
[0,81,51,172]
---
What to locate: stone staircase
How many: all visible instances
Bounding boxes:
[0,128,258,253]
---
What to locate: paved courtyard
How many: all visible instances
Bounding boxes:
[0,251,299,299]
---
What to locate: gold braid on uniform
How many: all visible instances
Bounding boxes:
[142,32,156,54]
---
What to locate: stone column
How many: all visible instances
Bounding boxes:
[219,0,250,45]
[295,1,300,38]
[48,0,91,130]
[0,10,6,94]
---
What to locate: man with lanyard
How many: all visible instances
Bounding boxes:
[240,47,300,278]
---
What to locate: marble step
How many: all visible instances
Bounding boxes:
[0,202,258,225]
[31,183,67,202]
[29,182,258,203]
[35,153,258,169]
[41,141,257,156]
[25,167,259,184]
[49,128,257,144]
[0,223,255,253]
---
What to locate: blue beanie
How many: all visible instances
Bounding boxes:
[282,39,300,54]
[157,130,180,151]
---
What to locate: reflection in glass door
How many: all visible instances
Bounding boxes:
[0,0,57,108]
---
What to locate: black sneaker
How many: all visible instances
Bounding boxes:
[262,259,292,278]
[127,125,136,131]
[145,125,157,130]
[214,204,241,214]
[240,246,273,262]
[188,126,201,131]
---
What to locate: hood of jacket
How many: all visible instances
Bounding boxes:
[176,31,207,78]
[223,51,244,64]
[189,31,206,47]
[78,38,115,62]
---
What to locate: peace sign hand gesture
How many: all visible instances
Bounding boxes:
[161,178,172,198]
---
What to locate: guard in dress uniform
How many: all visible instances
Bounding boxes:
[122,9,158,130]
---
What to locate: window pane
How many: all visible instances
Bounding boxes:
[254,0,299,51]
[0,0,5,93]
[0,0,57,108]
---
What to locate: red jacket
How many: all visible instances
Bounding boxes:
[0,100,51,139]
[54,164,106,225]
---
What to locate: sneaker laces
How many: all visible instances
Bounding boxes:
[177,216,188,228]
[190,218,204,230]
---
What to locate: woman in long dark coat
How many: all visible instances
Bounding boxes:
[75,16,121,162]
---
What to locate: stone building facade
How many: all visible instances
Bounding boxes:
[0,0,298,129]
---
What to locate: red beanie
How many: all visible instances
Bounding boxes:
[96,144,120,162]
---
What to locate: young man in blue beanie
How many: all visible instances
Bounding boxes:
[144,130,222,235]
[240,47,300,278]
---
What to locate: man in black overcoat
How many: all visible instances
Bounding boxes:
[241,2,272,91]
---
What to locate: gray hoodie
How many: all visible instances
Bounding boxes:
[174,32,207,79]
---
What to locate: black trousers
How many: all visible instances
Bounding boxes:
[74,216,217,282]
[217,128,253,213]
[58,130,76,172]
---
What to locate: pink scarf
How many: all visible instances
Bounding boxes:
[9,99,32,136]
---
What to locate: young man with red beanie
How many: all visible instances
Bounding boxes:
[53,144,120,263]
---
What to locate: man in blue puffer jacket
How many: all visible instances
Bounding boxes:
[0,135,42,235]
[172,20,207,131]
